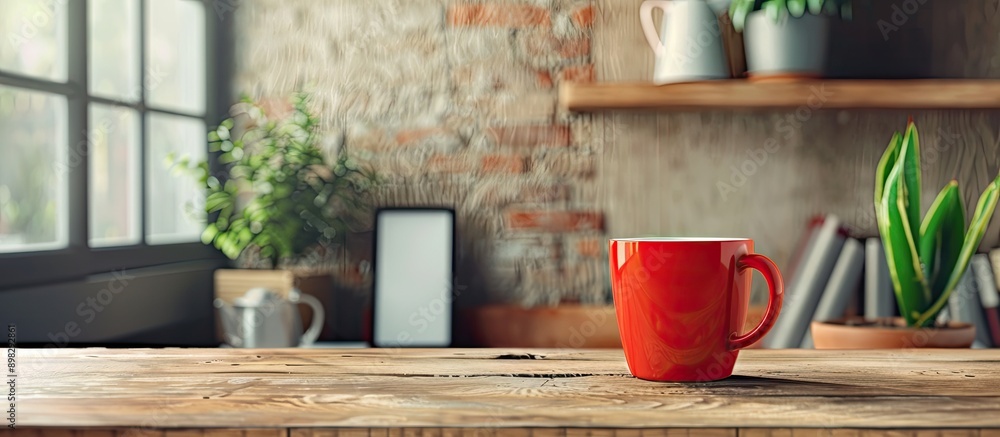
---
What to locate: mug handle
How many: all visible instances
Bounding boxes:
[293,291,325,347]
[728,254,784,350]
[640,0,672,57]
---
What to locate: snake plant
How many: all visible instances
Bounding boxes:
[729,0,853,32]
[875,121,1000,327]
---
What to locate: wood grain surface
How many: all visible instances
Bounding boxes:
[7,348,1000,432]
[6,429,999,437]
[3,430,285,437]
[560,80,1000,112]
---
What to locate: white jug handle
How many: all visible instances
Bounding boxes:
[295,292,325,346]
[640,0,673,57]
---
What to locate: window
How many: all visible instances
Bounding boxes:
[0,0,223,288]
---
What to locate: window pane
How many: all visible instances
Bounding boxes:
[0,0,67,81]
[146,112,205,245]
[89,104,140,247]
[89,0,140,101]
[145,0,205,115]
[0,86,67,253]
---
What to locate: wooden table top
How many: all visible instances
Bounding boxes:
[12,348,1000,431]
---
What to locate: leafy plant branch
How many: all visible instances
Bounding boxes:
[729,0,854,31]
[171,93,377,269]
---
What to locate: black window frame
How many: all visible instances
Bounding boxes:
[0,0,231,290]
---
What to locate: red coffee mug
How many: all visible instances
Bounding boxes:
[609,238,783,382]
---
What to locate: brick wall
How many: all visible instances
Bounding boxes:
[233,1,1000,319]
[233,0,605,306]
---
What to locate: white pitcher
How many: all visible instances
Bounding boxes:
[640,0,730,85]
[215,288,325,348]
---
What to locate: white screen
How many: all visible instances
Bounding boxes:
[373,210,454,347]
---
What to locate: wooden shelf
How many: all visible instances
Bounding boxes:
[559,79,1000,112]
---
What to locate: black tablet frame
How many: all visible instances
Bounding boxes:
[370,207,457,348]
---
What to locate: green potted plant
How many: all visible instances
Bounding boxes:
[172,93,376,341]
[729,0,852,80]
[812,120,1000,349]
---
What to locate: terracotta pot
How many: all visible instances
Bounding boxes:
[811,317,975,349]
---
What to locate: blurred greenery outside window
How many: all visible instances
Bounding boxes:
[0,0,211,256]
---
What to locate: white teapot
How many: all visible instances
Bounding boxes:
[214,288,324,348]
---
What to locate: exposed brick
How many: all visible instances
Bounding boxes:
[574,237,602,258]
[448,4,550,27]
[539,152,597,178]
[370,147,456,180]
[492,92,556,123]
[318,2,444,40]
[446,28,511,64]
[520,184,570,203]
[394,127,462,149]
[572,181,600,205]
[426,155,472,173]
[318,85,450,125]
[568,116,596,150]
[259,97,293,119]
[481,155,528,174]
[468,182,570,208]
[571,4,596,28]
[559,38,591,58]
[504,210,604,232]
[559,64,596,83]
[488,125,571,148]
[519,261,606,305]
[347,126,393,151]
[373,180,468,207]
[396,127,449,145]
[493,237,560,263]
[536,70,554,88]
[522,34,591,59]
[453,62,543,92]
